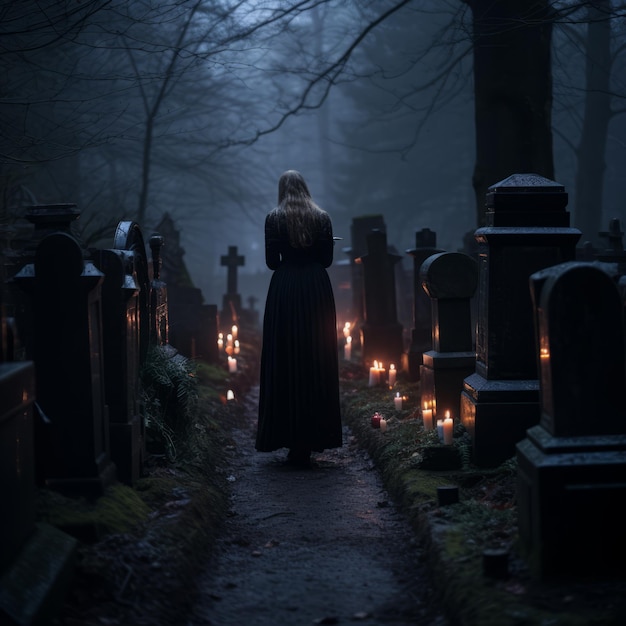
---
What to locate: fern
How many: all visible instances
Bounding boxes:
[140,346,198,461]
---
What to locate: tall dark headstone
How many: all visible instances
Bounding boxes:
[358,229,404,369]
[406,228,444,381]
[14,205,116,496]
[346,215,386,338]
[460,174,581,467]
[220,245,244,328]
[0,237,77,626]
[93,220,151,485]
[517,261,626,578]
[420,252,478,421]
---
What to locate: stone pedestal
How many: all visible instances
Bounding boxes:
[517,261,626,579]
[420,252,477,420]
[461,174,581,467]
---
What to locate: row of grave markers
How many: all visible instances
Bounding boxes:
[333,173,626,578]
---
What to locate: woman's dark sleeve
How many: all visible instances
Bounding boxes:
[265,213,281,270]
[316,213,334,268]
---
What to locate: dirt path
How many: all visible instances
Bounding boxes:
[187,387,449,626]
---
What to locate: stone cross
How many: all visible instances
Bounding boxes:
[221,245,245,296]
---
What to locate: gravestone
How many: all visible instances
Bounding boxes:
[460,174,581,467]
[93,220,151,485]
[517,261,626,579]
[220,245,244,329]
[149,234,168,346]
[406,228,444,381]
[14,212,116,496]
[420,251,478,422]
[596,217,626,275]
[155,214,218,361]
[346,215,386,338]
[358,229,404,369]
[0,233,77,626]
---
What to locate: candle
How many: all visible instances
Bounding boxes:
[380,417,387,432]
[369,360,380,387]
[228,356,237,373]
[437,419,444,442]
[231,325,238,340]
[378,362,385,385]
[343,322,351,338]
[394,392,402,411]
[422,406,433,431]
[226,389,235,401]
[443,416,454,445]
[225,333,234,355]
[344,336,352,361]
[371,412,381,428]
[234,339,240,355]
[388,364,396,387]
[217,333,224,349]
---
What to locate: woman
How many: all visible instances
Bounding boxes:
[256,170,342,467]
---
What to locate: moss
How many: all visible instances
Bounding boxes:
[37,483,151,539]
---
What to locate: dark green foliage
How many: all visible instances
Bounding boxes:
[140,346,199,460]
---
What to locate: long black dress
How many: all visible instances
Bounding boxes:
[256,208,342,453]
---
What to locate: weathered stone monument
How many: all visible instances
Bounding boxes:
[0,242,78,626]
[93,220,150,485]
[220,245,244,329]
[358,229,404,369]
[156,215,219,362]
[406,228,443,381]
[420,251,478,422]
[460,174,581,467]
[14,204,117,495]
[517,261,626,578]
[345,215,386,338]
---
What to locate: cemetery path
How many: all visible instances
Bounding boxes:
[186,386,449,626]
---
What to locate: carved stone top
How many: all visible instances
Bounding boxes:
[488,173,564,193]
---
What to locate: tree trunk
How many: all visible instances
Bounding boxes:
[468,0,555,225]
[574,0,612,247]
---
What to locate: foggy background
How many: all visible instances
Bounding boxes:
[2,0,625,315]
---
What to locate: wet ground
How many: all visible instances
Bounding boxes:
[187,387,449,626]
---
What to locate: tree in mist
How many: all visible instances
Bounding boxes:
[553,0,626,245]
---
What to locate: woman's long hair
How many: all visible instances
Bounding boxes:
[277,170,325,248]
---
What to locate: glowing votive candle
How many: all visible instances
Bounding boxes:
[394,392,402,411]
[344,336,352,361]
[231,325,238,340]
[422,409,433,430]
[234,340,240,354]
[343,322,351,338]
[228,356,237,373]
[369,360,381,387]
[388,364,396,387]
[443,416,454,445]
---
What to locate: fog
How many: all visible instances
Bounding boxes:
[2,1,625,314]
